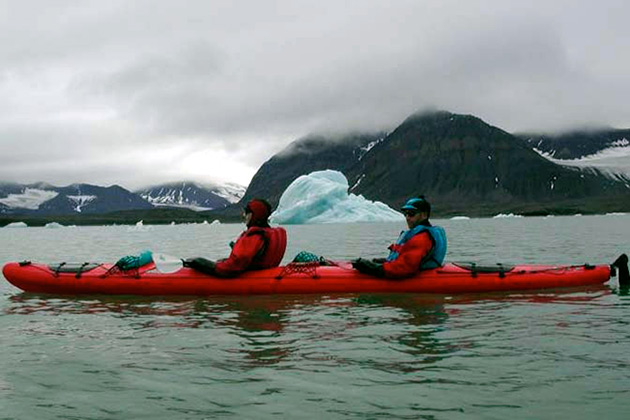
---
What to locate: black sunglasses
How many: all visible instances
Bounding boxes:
[403,210,419,217]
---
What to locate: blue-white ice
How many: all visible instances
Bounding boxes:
[4,222,28,228]
[493,213,524,219]
[270,170,404,224]
[127,220,153,232]
[45,222,64,228]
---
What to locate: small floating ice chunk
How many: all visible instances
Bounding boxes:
[493,213,523,219]
[4,221,28,228]
[44,222,64,228]
[127,220,152,232]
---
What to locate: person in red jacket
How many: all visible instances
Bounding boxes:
[184,199,287,277]
[352,196,447,278]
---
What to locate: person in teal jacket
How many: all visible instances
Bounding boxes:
[352,195,447,278]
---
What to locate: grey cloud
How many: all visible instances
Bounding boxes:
[1,0,630,189]
[84,43,225,97]
[73,1,611,138]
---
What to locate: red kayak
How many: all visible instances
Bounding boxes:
[2,258,621,296]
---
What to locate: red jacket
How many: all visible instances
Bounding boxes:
[382,231,433,278]
[214,226,286,277]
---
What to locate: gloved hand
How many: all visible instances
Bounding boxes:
[351,258,385,277]
[182,257,217,275]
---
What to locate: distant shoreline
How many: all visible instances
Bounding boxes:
[2,210,627,228]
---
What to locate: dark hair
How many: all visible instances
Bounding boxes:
[415,195,431,216]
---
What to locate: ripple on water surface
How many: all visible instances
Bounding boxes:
[1,219,630,418]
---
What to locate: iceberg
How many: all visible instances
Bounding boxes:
[493,213,524,219]
[45,222,64,228]
[270,170,404,224]
[127,220,152,232]
[4,222,28,228]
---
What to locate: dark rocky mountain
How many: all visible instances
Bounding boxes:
[0,183,153,215]
[4,111,630,221]
[240,132,386,206]
[137,182,245,211]
[0,183,20,213]
[1,182,61,214]
[38,184,153,215]
[346,111,630,215]
[517,128,630,159]
[0,182,23,195]
[222,110,630,217]
[1,180,246,218]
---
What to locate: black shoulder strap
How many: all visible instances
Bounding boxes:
[247,229,269,261]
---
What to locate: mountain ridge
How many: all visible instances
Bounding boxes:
[239,131,387,206]
[0,180,245,216]
[516,128,630,159]
[226,110,630,217]
[136,181,245,211]
[3,110,630,221]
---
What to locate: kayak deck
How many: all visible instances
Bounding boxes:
[2,260,612,296]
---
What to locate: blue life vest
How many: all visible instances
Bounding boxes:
[386,225,447,269]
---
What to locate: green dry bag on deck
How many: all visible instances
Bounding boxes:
[115,250,154,271]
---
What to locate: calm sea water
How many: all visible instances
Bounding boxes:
[1,215,629,419]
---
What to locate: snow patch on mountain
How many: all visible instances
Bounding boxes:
[212,183,246,204]
[534,138,630,180]
[139,182,245,211]
[0,188,59,210]
[350,174,365,191]
[356,136,386,161]
[143,187,201,208]
[67,195,97,212]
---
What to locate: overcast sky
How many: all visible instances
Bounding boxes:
[1,0,629,190]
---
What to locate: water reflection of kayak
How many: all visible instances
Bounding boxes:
[3,255,627,296]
